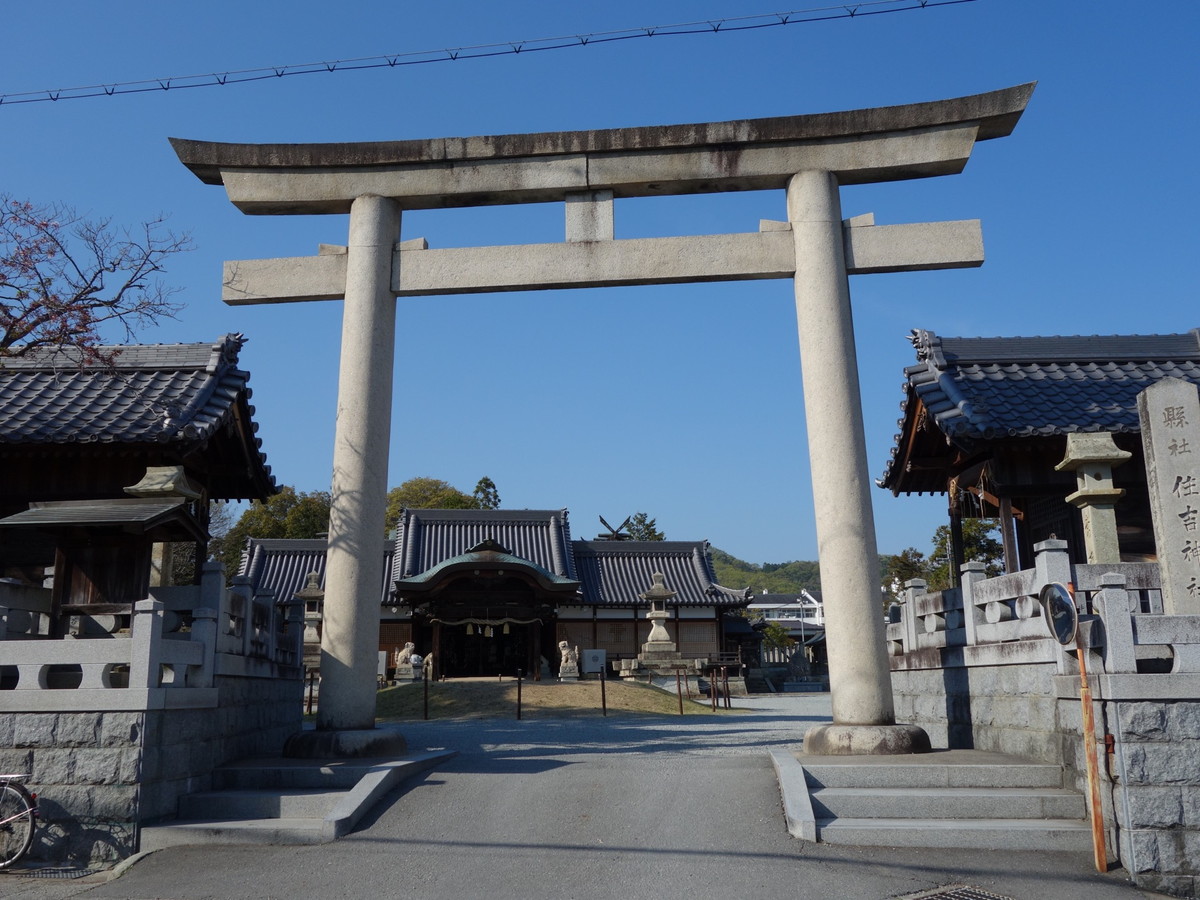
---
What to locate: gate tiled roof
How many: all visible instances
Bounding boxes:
[0,334,275,499]
[391,509,576,583]
[880,328,1200,493]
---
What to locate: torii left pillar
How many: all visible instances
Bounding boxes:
[280,193,410,755]
[319,195,400,731]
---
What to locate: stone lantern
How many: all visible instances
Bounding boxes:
[1055,432,1131,564]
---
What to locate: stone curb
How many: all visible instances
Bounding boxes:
[769,748,816,842]
[323,750,456,840]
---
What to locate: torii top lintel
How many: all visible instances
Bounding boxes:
[170,83,1034,216]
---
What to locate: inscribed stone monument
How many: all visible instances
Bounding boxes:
[1138,377,1200,615]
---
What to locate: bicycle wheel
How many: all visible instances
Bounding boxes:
[0,782,35,869]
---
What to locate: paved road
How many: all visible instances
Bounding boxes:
[4,694,1165,900]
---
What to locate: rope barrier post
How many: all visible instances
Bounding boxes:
[675,667,684,716]
[517,668,523,721]
[600,665,607,717]
[423,668,429,721]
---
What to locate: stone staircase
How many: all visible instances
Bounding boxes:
[140,750,454,850]
[771,749,1094,852]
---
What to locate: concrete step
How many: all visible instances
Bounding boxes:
[802,752,1065,790]
[140,817,328,850]
[140,750,455,850]
[810,785,1085,820]
[213,760,382,791]
[178,788,346,821]
[771,748,1094,855]
[815,815,1094,852]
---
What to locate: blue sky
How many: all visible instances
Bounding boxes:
[3,1,1196,565]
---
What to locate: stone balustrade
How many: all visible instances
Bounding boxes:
[888,539,1168,672]
[0,562,301,713]
[0,581,53,639]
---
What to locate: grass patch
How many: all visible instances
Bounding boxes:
[373,678,732,721]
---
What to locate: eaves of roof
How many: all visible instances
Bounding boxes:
[391,508,575,583]
[0,498,206,542]
[0,335,276,499]
[879,328,1200,493]
[394,547,581,596]
[571,540,750,607]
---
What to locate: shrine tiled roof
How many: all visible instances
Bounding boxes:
[0,335,245,444]
[239,510,751,609]
[390,509,576,583]
[0,334,275,497]
[239,538,395,605]
[572,540,751,607]
[879,327,1200,492]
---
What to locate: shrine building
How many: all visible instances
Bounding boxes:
[880,327,1200,577]
[239,508,751,679]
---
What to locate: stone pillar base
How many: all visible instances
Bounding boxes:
[283,728,408,759]
[802,723,931,756]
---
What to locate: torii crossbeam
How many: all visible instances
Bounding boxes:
[174,83,1034,750]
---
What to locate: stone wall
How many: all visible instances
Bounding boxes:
[138,674,301,822]
[0,711,142,865]
[2,673,301,865]
[887,548,1200,897]
[890,656,1067,763]
[1106,699,1200,898]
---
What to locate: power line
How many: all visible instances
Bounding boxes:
[0,1,975,108]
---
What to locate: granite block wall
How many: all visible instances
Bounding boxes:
[0,711,142,865]
[0,673,301,865]
[890,661,1066,764]
[1108,699,1200,898]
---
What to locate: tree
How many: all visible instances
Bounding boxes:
[218,487,332,575]
[1,195,191,363]
[625,512,665,541]
[879,547,931,605]
[472,476,501,510]
[384,476,496,533]
[927,518,1004,591]
[760,621,795,653]
[709,548,821,595]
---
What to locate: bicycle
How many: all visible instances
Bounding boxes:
[0,774,37,870]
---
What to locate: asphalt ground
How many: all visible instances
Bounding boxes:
[2,693,1168,900]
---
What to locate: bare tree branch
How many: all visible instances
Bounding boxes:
[0,195,193,364]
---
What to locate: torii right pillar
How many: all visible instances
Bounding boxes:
[790,170,929,755]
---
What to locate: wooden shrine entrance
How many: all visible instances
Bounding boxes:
[395,539,578,679]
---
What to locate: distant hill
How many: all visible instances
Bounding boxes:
[709,548,820,596]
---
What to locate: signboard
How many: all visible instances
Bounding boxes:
[581,649,606,675]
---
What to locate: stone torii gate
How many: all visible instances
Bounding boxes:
[173,83,1033,752]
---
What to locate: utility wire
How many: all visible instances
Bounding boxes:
[1,0,974,107]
